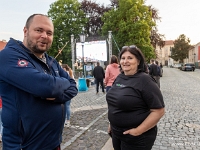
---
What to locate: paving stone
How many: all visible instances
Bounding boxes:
[2,68,200,150]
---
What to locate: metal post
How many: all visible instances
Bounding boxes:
[108,31,112,62]
[82,43,84,77]
[79,32,85,78]
[71,34,75,74]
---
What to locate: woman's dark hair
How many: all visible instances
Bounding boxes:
[118,45,147,73]
[110,55,118,64]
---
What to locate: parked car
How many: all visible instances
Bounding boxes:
[181,63,195,71]
[173,63,182,69]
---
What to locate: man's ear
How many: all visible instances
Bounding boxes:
[23,27,27,37]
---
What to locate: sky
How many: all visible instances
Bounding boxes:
[0,0,199,45]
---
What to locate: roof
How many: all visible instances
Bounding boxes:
[0,40,7,51]
[165,40,174,45]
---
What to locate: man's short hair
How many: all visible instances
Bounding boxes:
[25,14,49,29]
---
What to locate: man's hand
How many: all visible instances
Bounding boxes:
[46,98,55,100]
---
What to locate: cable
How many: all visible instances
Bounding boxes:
[111,34,120,52]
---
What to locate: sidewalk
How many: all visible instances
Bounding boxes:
[61,85,111,150]
[101,138,113,150]
[2,68,200,149]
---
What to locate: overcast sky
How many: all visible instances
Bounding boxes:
[0,0,199,45]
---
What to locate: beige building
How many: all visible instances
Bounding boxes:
[155,40,200,68]
[155,40,175,66]
[188,42,200,68]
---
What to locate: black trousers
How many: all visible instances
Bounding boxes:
[95,78,104,92]
[112,126,157,150]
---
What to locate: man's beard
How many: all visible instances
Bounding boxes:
[26,35,51,55]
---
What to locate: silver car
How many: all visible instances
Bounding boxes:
[181,63,195,71]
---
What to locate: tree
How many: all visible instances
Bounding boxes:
[171,34,192,63]
[110,0,119,8]
[148,5,165,50]
[109,0,165,56]
[101,0,155,60]
[47,0,87,66]
[80,0,111,37]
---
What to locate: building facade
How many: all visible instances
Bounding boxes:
[188,42,200,68]
[155,40,174,66]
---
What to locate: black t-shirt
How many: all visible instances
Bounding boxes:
[106,72,165,132]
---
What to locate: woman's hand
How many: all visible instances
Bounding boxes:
[108,123,112,137]
[123,128,142,136]
[123,108,165,136]
[108,123,111,133]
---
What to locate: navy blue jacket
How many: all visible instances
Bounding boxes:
[0,38,78,150]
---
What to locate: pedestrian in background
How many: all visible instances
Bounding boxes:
[160,62,163,73]
[156,60,162,78]
[106,45,165,150]
[0,14,78,149]
[104,55,120,92]
[149,59,160,88]
[62,64,74,127]
[93,62,105,94]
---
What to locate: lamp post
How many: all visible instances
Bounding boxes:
[71,34,75,74]
[79,33,85,78]
[194,53,196,65]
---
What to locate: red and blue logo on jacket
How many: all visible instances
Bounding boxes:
[17,60,28,67]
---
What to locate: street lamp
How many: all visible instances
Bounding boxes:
[79,33,85,78]
[194,53,196,64]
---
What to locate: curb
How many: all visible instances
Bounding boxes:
[101,138,113,150]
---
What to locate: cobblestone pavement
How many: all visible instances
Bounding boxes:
[1,67,200,150]
[61,86,110,150]
[152,68,200,150]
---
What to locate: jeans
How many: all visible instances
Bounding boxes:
[65,100,71,120]
[112,126,157,150]
[95,78,104,93]
[106,86,111,92]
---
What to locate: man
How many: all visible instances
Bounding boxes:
[149,59,160,88]
[0,14,78,150]
[93,62,105,94]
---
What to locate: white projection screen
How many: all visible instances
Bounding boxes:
[76,40,107,62]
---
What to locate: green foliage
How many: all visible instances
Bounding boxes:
[101,0,155,61]
[171,34,192,63]
[47,0,87,67]
[80,0,111,36]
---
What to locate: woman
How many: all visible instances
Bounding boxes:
[106,45,165,150]
[62,64,74,127]
[104,55,120,92]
